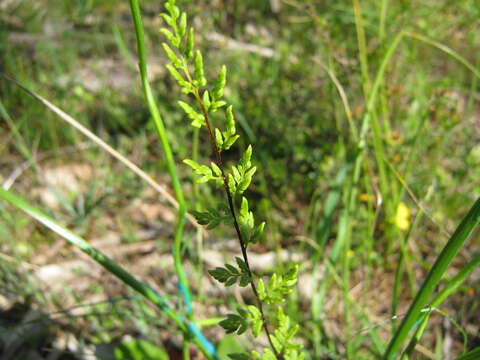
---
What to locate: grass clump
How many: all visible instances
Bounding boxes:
[1,0,480,359]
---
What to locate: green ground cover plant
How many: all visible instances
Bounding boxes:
[1,0,480,359]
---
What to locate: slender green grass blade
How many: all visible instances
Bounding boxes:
[406,32,480,80]
[379,0,388,41]
[454,348,480,360]
[317,61,357,140]
[403,254,480,358]
[0,187,182,327]
[0,73,199,225]
[0,187,219,359]
[127,0,192,320]
[384,197,480,359]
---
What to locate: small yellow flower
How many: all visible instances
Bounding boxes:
[359,193,371,202]
[395,202,410,231]
[392,154,402,163]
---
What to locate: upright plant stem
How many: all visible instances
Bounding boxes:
[127,2,222,359]
[346,4,401,355]
[379,0,389,41]
[339,30,403,356]
[191,126,205,294]
[352,0,371,94]
[128,0,192,318]
[191,87,282,360]
[169,45,280,356]
[345,2,367,349]
[314,31,404,358]
[352,0,393,254]
[192,127,200,201]
[183,339,191,360]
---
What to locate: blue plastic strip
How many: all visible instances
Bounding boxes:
[187,321,218,359]
[178,281,193,315]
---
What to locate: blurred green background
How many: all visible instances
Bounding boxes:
[1,0,479,359]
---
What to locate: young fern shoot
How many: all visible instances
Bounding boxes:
[159,1,303,359]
